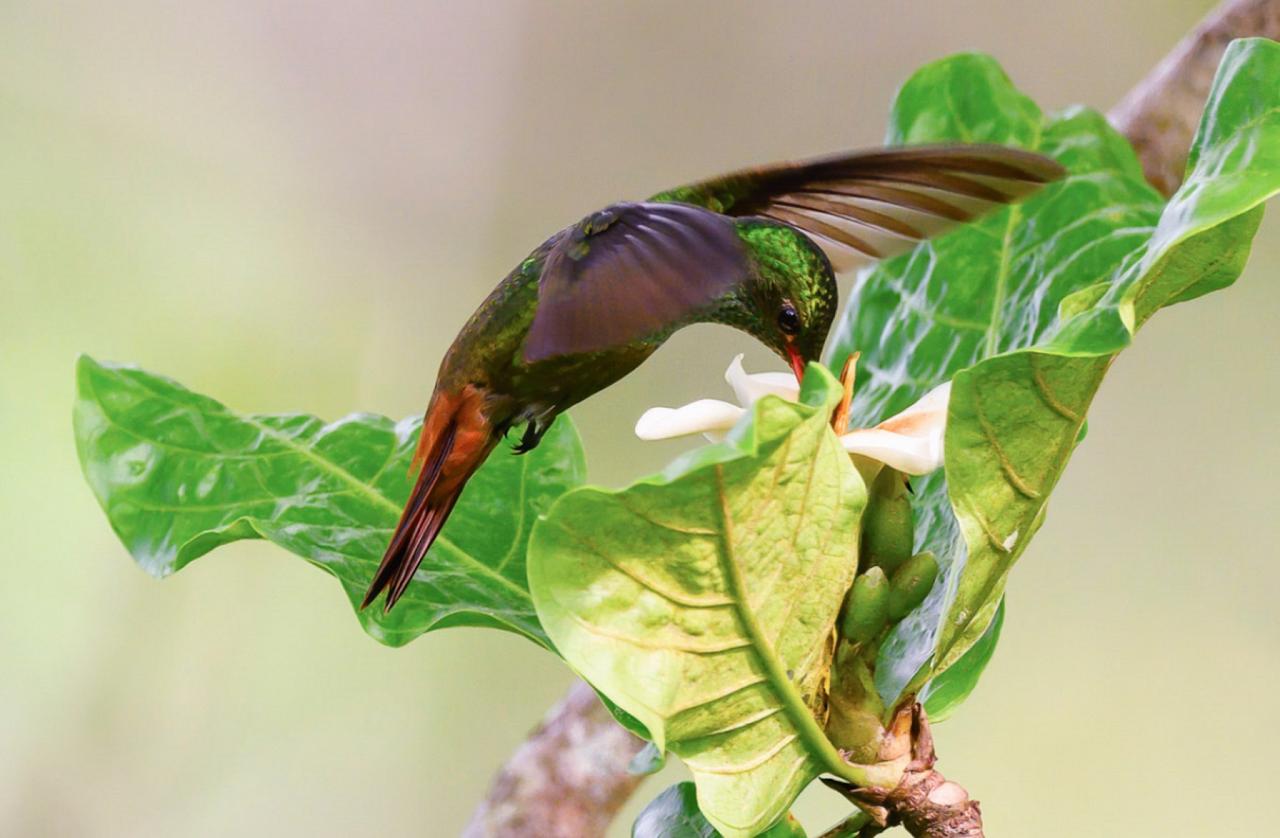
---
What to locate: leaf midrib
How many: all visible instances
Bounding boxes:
[242,413,532,599]
[90,362,530,601]
[983,203,1020,357]
[711,463,858,785]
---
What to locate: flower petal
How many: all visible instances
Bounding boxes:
[724,354,801,406]
[839,382,951,474]
[840,428,943,475]
[878,382,951,433]
[634,399,746,441]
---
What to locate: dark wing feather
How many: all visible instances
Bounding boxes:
[523,201,748,362]
[650,144,1066,272]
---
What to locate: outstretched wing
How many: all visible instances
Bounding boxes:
[524,201,748,363]
[650,144,1066,271]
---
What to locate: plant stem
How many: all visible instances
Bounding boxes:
[822,706,982,838]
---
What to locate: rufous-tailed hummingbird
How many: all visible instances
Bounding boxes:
[362,144,1064,611]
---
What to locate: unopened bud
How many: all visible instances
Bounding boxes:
[888,551,939,619]
[862,466,914,575]
[841,567,890,644]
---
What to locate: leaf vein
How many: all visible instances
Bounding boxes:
[685,733,799,775]
[1028,354,1081,421]
[549,520,735,608]
[971,383,1042,500]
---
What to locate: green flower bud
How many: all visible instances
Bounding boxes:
[861,466,914,575]
[888,551,939,619]
[840,566,890,644]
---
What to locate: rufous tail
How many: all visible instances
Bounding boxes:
[361,387,494,613]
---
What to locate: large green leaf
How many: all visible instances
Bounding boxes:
[827,39,1280,704]
[827,51,1161,705]
[632,783,806,838]
[529,368,890,838]
[936,37,1280,676]
[73,355,584,648]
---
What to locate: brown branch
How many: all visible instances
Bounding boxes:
[462,680,645,838]
[828,707,983,838]
[1108,0,1280,196]
[466,5,1278,835]
[849,770,981,838]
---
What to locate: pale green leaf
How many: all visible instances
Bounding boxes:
[530,368,877,838]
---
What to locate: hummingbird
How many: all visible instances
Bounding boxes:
[362,144,1065,611]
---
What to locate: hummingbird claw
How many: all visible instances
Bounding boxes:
[512,419,546,455]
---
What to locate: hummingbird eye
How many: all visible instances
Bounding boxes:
[777,303,801,336]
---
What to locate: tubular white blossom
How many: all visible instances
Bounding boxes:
[840,382,950,475]
[634,356,952,475]
[724,354,799,406]
[634,399,745,442]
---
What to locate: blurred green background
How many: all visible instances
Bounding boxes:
[3,1,1277,835]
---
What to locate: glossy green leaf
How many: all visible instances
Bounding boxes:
[937,38,1280,675]
[828,51,1160,706]
[826,40,1280,705]
[73,355,585,648]
[530,368,883,838]
[632,783,806,838]
[921,598,1003,723]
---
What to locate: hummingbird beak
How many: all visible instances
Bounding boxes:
[785,343,807,383]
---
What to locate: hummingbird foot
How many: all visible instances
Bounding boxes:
[512,419,548,455]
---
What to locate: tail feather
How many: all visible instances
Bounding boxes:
[361,387,494,613]
[386,497,459,606]
[360,423,456,611]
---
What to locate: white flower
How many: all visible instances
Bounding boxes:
[634,354,950,475]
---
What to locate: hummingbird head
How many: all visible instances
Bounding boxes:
[765,288,834,382]
[734,220,839,382]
